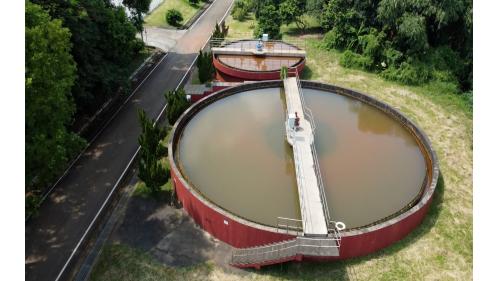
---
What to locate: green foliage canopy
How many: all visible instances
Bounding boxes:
[165,9,183,26]
[197,50,215,83]
[165,89,190,125]
[231,0,252,21]
[32,0,144,116]
[25,1,85,199]
[279,0,307,30]
[137,109,169,194]
[254,4,282,39]
[320,0,472,92]
[123,0,152,35]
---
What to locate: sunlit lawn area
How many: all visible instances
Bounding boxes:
[91,13,472,281]
[145,0,202,28]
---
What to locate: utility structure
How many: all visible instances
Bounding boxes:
[210,36,307,82]
[170,36,438,270]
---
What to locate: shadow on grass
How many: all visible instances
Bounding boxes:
[284,26,323,37]
[240,173,445,280]
[300,65,314,80]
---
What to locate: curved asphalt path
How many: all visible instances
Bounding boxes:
[25,1,234,280]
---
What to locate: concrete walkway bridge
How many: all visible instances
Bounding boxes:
[283,76,328,236]
[231,73,344,268]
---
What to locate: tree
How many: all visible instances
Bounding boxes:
[306,0,326,16]
[137,109,169,195]
[254,4,282,39]
[213,22,227,41]
[165,89,190,125]
[231,0,251,21]
[26,1,85,211]
[197,50,215,83]
[318,0,472,92]
[165,9,183,27]
[279,0,307,31]
[32,0,144,117]
[397,14,428,54]
[123,0,152,41]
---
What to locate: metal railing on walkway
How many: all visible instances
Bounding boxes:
[210,36,306,54]
[231,236,340,266]
[290,68,342,242]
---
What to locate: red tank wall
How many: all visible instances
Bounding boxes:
[171,80,438,262]
[213,56,306,82]
[171,162,295,248]
[311,196,432,260]
[171,156,433,256]
[190,85,229,103]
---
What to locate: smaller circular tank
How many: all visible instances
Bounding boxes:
[213,40,306,82]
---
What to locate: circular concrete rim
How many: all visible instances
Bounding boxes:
[214,39,305,73]
[168,80,440,238]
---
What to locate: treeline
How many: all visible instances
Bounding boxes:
[26,0,148,213]
[232,0,308,39]
[232,0,472,98]
[320,0,472,94]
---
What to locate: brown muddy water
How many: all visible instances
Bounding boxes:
[217,40,301,72]
[177,88,427,229]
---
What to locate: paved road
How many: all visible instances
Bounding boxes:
[25,1,233,280]
[141,27,186,52]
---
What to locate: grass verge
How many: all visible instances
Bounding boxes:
[89,244,214,281]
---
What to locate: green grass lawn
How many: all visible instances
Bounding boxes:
[144,0,202,28]
[91,13,472,281]
[89,244,214,281]
[225,14,256,37]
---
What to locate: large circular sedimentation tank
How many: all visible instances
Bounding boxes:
[213,40,306,82]
[168,80,439,260]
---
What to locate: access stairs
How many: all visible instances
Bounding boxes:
[231,236,340,268]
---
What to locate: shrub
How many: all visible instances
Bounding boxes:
[254,4,282,39]
[188,0,199,5]
[322,28,344,50]
[137,109,169,195]
[381,61,431,85]
[431,70,458,84]
[382,48,404,68]
[280,66,288,80]
[165,89,190,125]
[396,14,428,54]
[165,9,183,27]
[26,192,41,217]
[427,46,466,85]
[231,0,250,21]
[340,50,373,71]
[197,50,214,83]
[358,29,385,68]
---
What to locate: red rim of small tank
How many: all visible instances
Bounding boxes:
[213,39,306,81]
